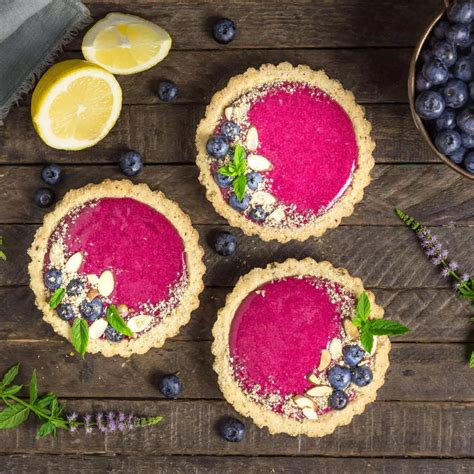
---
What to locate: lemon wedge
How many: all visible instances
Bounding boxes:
[31,60,122,150]
[82,13,172,75]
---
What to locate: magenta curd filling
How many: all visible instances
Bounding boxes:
[49,198,186,312]
[229,277,341,398]
[247,84,358,215]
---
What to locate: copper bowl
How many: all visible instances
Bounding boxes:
[408,0,474,179]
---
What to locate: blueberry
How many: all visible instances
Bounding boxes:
[34,188,55,208]
[422,58,450,85]
[219,417,245,442]
[421,49,433,63]
[435,129,462,154]
[246,171,263,191]
[454,56,473,81]
[329,390,349,410]
[66,278,84,296]
[469,81,474,99]
[229,193,249,212]
[446,23,470,46]
[457,106,474,133]
[79,298,103,322]
[220,121,240,140]
[435,108,457,130]
[157,80,178,102]
[44,268,62,290]
[351,366,373,387]
[415,90,445,120]
[212,18,236,44]
[443,79,468,108]
[462,132,474,148]
[105,325,124,342]
[464,151,474,172]
[206,135,229,159]
[432,41,457,67]
[342,345,365,367]
[41,164,62,185]
[415,72,432,92]
[449,146,466,164]
[249,206,267,222]
[158,374,182,399]
[433,20,449,40]
[215,172,235,188]
[328,365,351,390]
[447,1,474,24]
[56,304,75,321]
[119,150,143,177]
[214,231,237,256]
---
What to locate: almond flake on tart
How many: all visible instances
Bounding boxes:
[28,180,205,358]
[212,258,390,437]
[196,62,375,242]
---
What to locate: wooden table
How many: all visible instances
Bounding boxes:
[0,1,473,472]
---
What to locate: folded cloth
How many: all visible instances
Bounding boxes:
[0,0,91,120]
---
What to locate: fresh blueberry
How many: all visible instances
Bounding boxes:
[464,151,474,172]
[119,150,143,177]
[421,49,433,63]
[435,108,457,130]
[329,390,349,410]
[246,171,263,191]
[215,172,235,188]
[443,79,468,108]
[433,20,449,40]
[342,345,365,367]
[469,81,474,99]
[219,417,245,442]
[457,106,474,133]
[214,231,237,256]
[249,206,267,222]
[80,298,103,322]
[415,90,445,120]
[157,80,178,102]
[415,72,432,92]
[105,325,124,342]
[351,366,373,387]
[206,135,229,159]
[220,121,240,140]
[462,132,474,148]
[158,374,182,399]
[56,304,75,321]
[328,365,351,390]
[44,268,62,290]
[449,146,466,164]
[435,129,462,154]
[447,1,474,24]
[212,18,236,44]
[422,58,450,85]
[446,23,470,46]
[34,188,55,208]
[229,193,249,212]
[66,278,84,296]
[41,164,62,185]
[454,56,473,81]
[432,41,457,67]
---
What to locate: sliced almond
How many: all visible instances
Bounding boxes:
[246,126,259,151]
[344,319,359,340]
[302,407,318,420]
[87,289,99,300]
[306,385,332,397]
[247,154,272,172]
[87,274,100,286]
[224,106,233,120]
[65,252,83,273]
[117,304,129,317]
[328,338,343,359]
[292,395,315,409]
[370,336,378,356]
[98,270,114,297]
[358,359,370,366]
[317,349,331,371]
[267,207,285,224]
[89,319,108,340]
[251,191,276,209]
[127,315,153,333]
[307,373,321,385]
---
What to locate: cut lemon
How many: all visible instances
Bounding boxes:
[82,13,172,75]
[31,60,122,150]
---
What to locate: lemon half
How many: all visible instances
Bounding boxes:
[31,60,122,150]
[82,13,172,75]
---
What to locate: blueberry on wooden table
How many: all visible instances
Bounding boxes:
[214,231,237,256]
[219,418,245,442]
[212,18,236,44]
[34,188,55,208]
[41,164,62,185]
[157,80,178,102]
[158,374,183,399]
[120,150,144,177]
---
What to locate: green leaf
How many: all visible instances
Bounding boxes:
[232,175,247,201]
[233,143,246,175]
[35,393,56,409]
[356,292,371,323]
[0,236,6,261]
[106,305,134,337]
[367,319,411,336]
[470,352,474,369]
[2,385,23,396]
[360,327,374,353]
[49,288,65,309]
[0,363,20,389]
[0,403,30,429]
[217,165,237,177]
[72,318,89,357]
[29,370,38,404]
[36,421,56,438]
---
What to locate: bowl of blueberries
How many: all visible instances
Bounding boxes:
[410,0,474,178]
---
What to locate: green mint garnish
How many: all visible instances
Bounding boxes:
[72,318,89,358]
[218,143,248,200]
[49,288,65,309]
[106,304,134,337]
[0,236,6,261]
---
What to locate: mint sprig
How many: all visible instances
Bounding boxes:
[72,318,89,357]
[218,143,247,200]
[352,291,410,353]
[106,304,134,337]
[49,288,65,309]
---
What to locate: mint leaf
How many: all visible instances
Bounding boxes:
[470,352,474,369]
[0,363,20,389]
[2,385,23,396]
[36,421,56,438]
[217,165,237,177]
[35,393,56,410]
[367,319,411,335]
[29,370,38,404]
[49,288,65,309]
[360,326,374,353]
[0,403,30,429]
[233,143,246,175]
[356,292,371,323]
[233,175,247,201]
[72,318,89,357]
[106,305,133,337]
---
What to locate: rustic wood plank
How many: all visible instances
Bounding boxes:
[3,454,473,473]
[0,104,437,165]
[0,342,471,401]
[0,400,471,456]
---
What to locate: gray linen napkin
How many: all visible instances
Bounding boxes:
[0,0,92,120]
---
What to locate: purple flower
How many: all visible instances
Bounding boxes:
[118,412,126,432]
[441,267,450,278]
[426,247,436,257]
[127,414,135,431]
[107,412,117,432]
[449,261,459,271]
[84,414,93,434]
[461,273,470,281]
[440,249,448,259]
[96,413,106,433]
[432,255,443,265]
[430,235,438,243]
